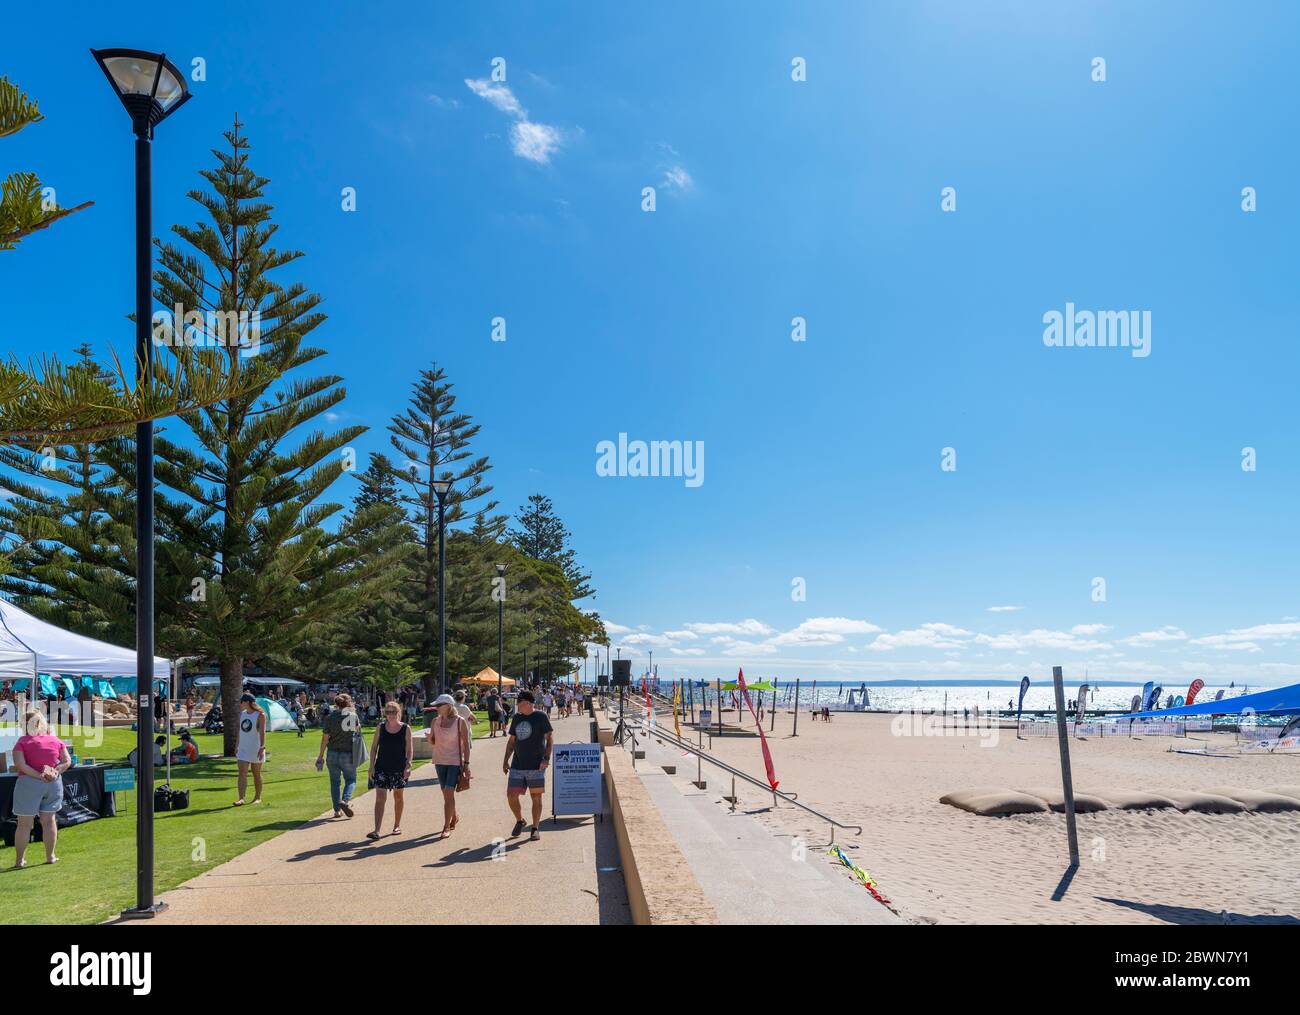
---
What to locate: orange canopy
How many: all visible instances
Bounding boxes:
[462,667,514,686]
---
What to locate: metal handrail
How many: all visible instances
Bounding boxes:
[612,702,863,844]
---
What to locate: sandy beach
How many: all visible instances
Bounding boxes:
[679,710,1300,925]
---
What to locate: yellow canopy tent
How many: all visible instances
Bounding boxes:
[463,667,515,687]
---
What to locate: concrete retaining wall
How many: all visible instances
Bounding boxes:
[599,709,717,925]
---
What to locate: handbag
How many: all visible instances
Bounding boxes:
[352,726,368,768]
[456,717,471,792]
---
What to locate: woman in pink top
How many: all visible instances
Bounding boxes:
[11,710,71,868]
[423,694,471,839]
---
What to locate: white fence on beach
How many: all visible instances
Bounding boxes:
[1017,720,1187,738]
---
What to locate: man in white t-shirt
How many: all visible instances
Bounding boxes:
[453,689,476,727]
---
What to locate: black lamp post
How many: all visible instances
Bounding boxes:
[431,478,452,695]
[91,47,191,921]
[535,620,544,685]
[495,563,506,698]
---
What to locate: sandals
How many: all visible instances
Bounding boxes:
[392,827,402,835]
[365,831,381,840]
[233,799,246,807]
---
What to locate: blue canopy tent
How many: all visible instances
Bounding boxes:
[1127,681,1300,719]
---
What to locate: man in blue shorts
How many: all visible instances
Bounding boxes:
[503,690,553,841]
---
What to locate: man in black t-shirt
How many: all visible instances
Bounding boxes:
[503,690,553,841]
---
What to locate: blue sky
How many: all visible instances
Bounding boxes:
[4,1,1300,685]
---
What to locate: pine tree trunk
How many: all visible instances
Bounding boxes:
[220,656,244,757]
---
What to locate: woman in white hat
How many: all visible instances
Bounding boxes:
[424,693,471,839]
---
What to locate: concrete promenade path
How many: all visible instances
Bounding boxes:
[122,712,630,925]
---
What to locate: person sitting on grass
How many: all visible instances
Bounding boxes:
[11,710,70,868]
[128,735,167,767]
[367,701,413,839]
[170,729,199,764]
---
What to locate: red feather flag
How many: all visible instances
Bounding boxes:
[736,668,779,791]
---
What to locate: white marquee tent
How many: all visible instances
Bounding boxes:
[0,598,170,682]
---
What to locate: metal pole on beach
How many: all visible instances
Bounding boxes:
[1051,665,1080,866]
[792,678,800,737]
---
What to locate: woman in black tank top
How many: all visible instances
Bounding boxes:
[366,703,412,839]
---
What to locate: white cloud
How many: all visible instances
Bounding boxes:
[987,605,1023,613]
[464,79,525,117]
[1194,621,1300,643]
[867,623,972,652]
[1071,623,1111,636]
[427,94,460,109]
[511,120,562,163]
[717,639,777,657]
[660,165,694,191]
[684,619,775,637]
[1121,625,1186,645]
[464,78,564,165]
[622,632,670,648]
[1188,621,1300,654]
[1189,635,1262,652]
[973,629,1109,652]
[770,617,881,647]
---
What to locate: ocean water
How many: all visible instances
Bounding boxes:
[665,680,1267,713]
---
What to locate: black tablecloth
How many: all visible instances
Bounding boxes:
[0,765,115,845]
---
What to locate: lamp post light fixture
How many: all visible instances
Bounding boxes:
[494,563,506,698]
[91,47,192,921]
[431,478,453,695]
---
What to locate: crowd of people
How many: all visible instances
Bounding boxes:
[237,679,587,843]
[4,675,591,870]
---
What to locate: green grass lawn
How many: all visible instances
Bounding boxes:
[1,712,489,925]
